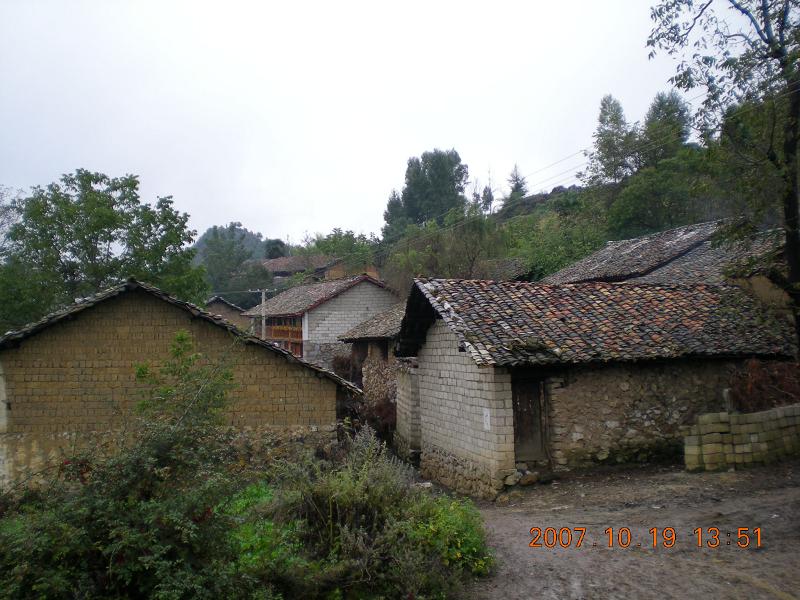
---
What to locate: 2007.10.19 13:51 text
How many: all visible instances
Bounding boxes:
[529,527,762,549]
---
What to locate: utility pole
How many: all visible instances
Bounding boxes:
[261,288,266,339]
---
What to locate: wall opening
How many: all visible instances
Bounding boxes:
[512,372,546,463]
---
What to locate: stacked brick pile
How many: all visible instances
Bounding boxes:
[682,403,800,471]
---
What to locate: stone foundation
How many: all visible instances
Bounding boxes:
[420,443,502,500]
[682,404,800,471]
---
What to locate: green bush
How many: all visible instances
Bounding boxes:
[235,428,493,599]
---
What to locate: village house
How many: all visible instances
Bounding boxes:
[394,277,795,498]
[0,279,359,486]
[243,275,398,369]
[339,302,405,387]
[205,295,251,330]
[261,254,380,286]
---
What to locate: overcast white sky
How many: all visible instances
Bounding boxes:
[1,1,685,243]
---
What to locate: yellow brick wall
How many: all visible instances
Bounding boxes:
[0,290,338,484]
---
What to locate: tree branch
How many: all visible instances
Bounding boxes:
[727,0,770,44]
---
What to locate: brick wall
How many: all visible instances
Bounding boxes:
[395,359,420,460]
[0,289,339,485]
[415,320,514,498]
[683,403,800,471]
[306,282,397,344]
[546,359,742,470]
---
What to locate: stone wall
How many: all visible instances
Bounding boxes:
[0,290,340,486]
[416,320,514,498]
[394,359,419,460]
[547,359,742,470]
[683,404,800,471]
[305,282,397,344]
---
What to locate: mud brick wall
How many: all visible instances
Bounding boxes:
[0,290,339,486]
[547,359,741,470]
[683,403,800,471]
[415,320,514,499]
[305,282,397,344]
[394,359,420,460]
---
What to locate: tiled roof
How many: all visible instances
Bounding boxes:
[396,278,795,367]
[541,221,721,284]
[243,275,385,317]
[0,279,360,395]
[473,257,531,281]
[205,296,246,313]
[630,231,784,284]
[261,254,339,275]
[339,303,405,342]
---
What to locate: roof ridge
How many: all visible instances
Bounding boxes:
[0,278,360,395]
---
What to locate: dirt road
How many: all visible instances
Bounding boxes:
[466,460,800,600]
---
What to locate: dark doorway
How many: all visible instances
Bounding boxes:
[512,373,546,462]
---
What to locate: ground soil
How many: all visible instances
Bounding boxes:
[464,460,800,600]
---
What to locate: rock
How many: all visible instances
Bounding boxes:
[515,462,529,471]
[496,494,510,506]
[504,471,522,486]
[519,471,539,486]
[596,449,610,461]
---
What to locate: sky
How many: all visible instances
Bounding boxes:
[0,1,685,244]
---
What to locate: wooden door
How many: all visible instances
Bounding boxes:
[512,374,546,462]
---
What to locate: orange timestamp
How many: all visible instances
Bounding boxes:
[529,527,763,549]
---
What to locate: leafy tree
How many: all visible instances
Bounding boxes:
[194,223,263,261]
[381,149,469,243]
[508,189,607,280]
[649,0,800,343]
[199,223,254,292]
[263,237,287,259]
[581,95,639,184]
[0,170,207,330]
[608,147,721,237]
[640,90,692,167]
[299,228,377,272]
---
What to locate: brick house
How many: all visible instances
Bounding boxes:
[205,295,251,330]
[243,275,398,369]
[0,280,359,486]
[395,278,795,498]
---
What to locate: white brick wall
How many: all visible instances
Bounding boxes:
[416,320,515,489]
[306,282,398,344]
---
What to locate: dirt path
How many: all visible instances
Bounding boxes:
[465,460,800,600]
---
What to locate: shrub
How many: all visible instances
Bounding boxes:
[729,359,800,412]
[237,428,493,598]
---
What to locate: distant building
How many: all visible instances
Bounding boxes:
[340,302,405,387]
[261,255,379,286]
[205,296,250,330]
[244,275,398,369]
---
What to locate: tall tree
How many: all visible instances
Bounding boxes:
[199,223,254,292]
[505,165,529,206]
[649,0,800,344]
[381,149,469,244]
[0,169,207,330]
[581,95,639,184]
[263,238,287,259]
[640,90,692,167]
